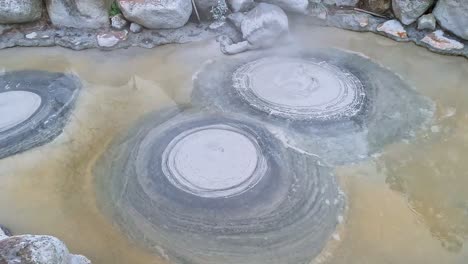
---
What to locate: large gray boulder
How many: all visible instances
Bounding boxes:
[46,0,112,29]
[358,0,391,14]
[221,3,288,54]
[259,0,308,14]
[393,0,434,25]
[0,0,43,24]
[117,0,192,29]
[433,0,468,40]
[0,235,91,264]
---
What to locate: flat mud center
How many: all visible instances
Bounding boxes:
[233,57,365,120]
[162,125,265,198]
[0,91,42,133]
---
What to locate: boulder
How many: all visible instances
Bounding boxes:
[46,0,112,29]
[259,0,308,14]
[117,0,192,29]
[227,0,255,12]
[417,13,436,30]
[0,0,43,24]
[377,19,408,39]
[241,3,288,47]
[0,235,91,264]
[392,0,434,25]
[194,0,228,20]
[221,3,288,54]
[421,30,464,50]
[433,0,468,40]
[358,0,391,14]
[323,0,359,7]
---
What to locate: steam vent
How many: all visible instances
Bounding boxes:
[192,49,434,165]
[0,71,80,159]
[95,108,345,264]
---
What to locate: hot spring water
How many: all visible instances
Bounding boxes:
[0,25,467,264]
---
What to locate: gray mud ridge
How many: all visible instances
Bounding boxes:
[95,107,344,264]
[0,71,81,159]
[192,48,435,165]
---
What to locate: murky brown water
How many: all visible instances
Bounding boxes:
[0,24,467,264]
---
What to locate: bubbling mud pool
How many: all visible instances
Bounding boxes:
[0,24,468,264]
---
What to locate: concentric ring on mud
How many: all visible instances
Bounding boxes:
[233,57,365,121]
[0,70,81,159]
[95,107,345,264]
[192,49,434,165]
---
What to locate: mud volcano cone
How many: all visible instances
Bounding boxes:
[95,107,345,264]
[0,71,81,159]
[192,49,434,165]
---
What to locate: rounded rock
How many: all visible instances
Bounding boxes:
[95,108,345,264]
[0,0,43,24]
[117,0,192,29]
[433,0,468,40]
[46,0,112,29]
[0,235,91,264]
[0,71,81,159]
[392,0,434,25]
[192,49,434,165]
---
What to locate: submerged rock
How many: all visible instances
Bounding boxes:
[46,0,112,29]
[260,0,308,13]
[95,107,344,264]
[97,30,128,47]
[377,19,408,39]
[0,235,90,264]
[192,49,434,165]
[392,0,434,25]
[358,0,391,14]
[117,0,192,29]
[433,0,468,40]
[0,0,43,24]
[221,3,288,54]
[421,30,464,51]
[0,71,81,159]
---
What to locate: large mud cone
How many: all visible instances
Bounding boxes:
[95,108,345,264]
[0,71,81,159]
[192,48,434,165]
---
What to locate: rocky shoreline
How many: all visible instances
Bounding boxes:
[0,225,91,264]
[0,0,467,59]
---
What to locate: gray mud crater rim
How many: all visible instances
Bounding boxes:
[192,48,434,165]
[233,57,365,121]
[0,70,81,159]
[95,107,345,264]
